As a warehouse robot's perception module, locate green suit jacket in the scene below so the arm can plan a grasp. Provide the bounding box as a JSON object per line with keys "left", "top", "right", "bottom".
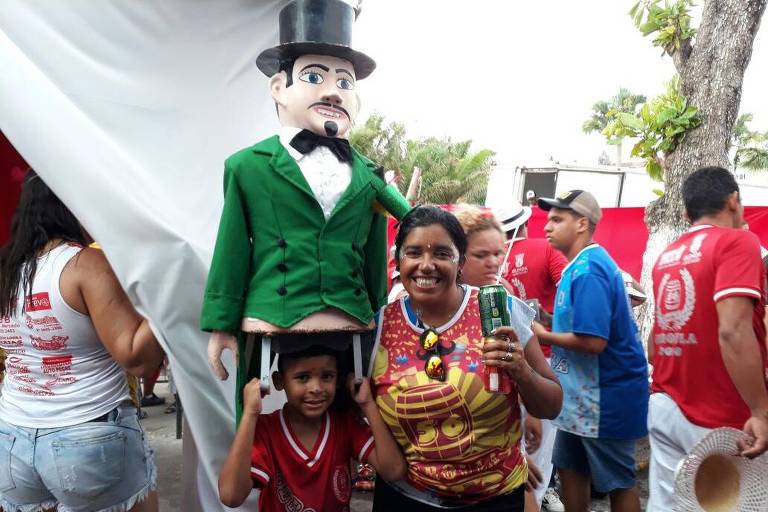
{"left": 200, "top": 135, "right": 411, "bottom": 333}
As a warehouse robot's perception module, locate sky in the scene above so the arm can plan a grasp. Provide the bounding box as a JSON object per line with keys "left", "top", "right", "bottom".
{"left": 352, "top": 1, "right": 768, "bottom": 167}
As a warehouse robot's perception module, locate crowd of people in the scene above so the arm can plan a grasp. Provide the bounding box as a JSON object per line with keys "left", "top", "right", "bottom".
{"left": 1, "top": 165, "right": 767, "bottom": 512}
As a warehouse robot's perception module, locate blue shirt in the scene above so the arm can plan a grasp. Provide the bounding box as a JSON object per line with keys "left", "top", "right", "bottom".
{"left": 550, "top": 245, "right": 648, "bottom": 439}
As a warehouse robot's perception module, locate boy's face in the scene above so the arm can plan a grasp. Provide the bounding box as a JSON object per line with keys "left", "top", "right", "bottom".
{"left": 274, "top": 355, "right": 338, "bottom": 419}
{"left": 544, "top": 208, "right": 585, "bottom": 253}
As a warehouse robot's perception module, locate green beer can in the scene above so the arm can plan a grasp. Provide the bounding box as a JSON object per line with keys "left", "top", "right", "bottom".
{"left": 478, "top": 284, "right": 512, "bottom": 393}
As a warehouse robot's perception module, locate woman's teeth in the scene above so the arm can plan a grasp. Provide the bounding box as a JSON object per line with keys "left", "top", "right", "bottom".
{"left": 415, "top": 277, "right": 438, "bottom": 287}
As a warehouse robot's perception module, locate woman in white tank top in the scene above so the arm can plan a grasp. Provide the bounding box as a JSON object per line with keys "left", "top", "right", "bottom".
{"left": 0, "top": 172, "right": 163, "bottom": 512}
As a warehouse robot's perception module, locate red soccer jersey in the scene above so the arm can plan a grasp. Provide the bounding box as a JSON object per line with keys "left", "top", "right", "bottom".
{"left": 502, "top": 237, "right": 567, "bottom": 358}
{"left": 651, "top": 225, "right": 768, "bottom": 429}
{"left": 250, "top": 408, "right": 374, "bottom": 512}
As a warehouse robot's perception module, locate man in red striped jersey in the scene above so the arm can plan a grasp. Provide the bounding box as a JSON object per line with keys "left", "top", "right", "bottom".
{"left": 648, "top": 166, "right": 768, "bottom": 510}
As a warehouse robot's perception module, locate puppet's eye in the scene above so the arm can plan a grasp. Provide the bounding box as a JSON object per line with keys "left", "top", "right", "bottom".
{"left": 299, "top": 72, "right": 324, "bottom": 84}
{"left": 337, "top": 78, "right": 354, "bottom": 90}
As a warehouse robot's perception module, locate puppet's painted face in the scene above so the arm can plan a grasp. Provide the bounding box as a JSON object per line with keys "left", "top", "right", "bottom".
{"left": 270, "top": 54, "right": 358, "bottom": 138}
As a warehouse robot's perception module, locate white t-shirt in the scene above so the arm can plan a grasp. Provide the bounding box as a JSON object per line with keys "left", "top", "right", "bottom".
{"left": 0, "top": 244, "right": 129, "bottom": 427}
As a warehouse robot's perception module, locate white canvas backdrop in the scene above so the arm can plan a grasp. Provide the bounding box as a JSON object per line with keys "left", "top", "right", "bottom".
{"left": 0, "top": 1, "right": 300, "bottom": 509}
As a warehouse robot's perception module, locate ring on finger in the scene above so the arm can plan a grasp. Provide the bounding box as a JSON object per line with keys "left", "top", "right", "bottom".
{"left": 507, "top": 340, "right": 515, "bottom": 352}
{"left": 503, "top": 351, "right": 513, "bottom": 362}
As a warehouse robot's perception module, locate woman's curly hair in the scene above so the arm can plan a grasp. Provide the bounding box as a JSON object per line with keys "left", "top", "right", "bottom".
{"left": 453, "top": 204, "right": 502, "bottom": 240}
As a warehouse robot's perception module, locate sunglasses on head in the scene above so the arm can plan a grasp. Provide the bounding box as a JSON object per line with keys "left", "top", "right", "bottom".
{"left": 420, "top": 328, "right": 445, "bottom": 381}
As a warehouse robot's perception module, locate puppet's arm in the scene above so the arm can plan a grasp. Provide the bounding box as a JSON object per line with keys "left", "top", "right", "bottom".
{"left": 201, "top": 162, "right": 251, "bottom": 379}
{"left": 371, "top": 170, "right": 412, "bottom": 220}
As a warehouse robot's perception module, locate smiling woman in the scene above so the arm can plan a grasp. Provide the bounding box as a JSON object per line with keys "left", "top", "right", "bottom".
{"left": 367, "top": 205, "right": 563, "bottom": 511}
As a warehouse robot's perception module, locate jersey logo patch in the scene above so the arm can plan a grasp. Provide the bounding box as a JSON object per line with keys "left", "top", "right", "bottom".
{"left": 24, "top": 292, "right": 52, "bottom": 312}
{"left": 655, "top": 269, "right": 696, "bottom": 331}
{"left": 332, "top": 465, "right": 351, "bottom": 502}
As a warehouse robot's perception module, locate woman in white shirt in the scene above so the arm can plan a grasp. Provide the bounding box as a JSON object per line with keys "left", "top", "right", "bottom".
{"left": 0, "top": 171, "right": 163, "bottom": 512}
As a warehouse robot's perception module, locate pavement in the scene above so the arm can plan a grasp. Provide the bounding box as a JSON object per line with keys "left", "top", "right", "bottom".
{"left": 143, "top": 383, "right": 648, "bottom": 511}
{"left": 140, "top": 383, "right": 184, "bottom": 512}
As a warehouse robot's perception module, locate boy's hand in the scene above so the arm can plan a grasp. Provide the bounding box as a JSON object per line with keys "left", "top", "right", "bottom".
{"left": 243, "top": 378, "right": 264, "bottom": 418}
{"left": 348, "top": 374, "right": 374, "bottom": 408}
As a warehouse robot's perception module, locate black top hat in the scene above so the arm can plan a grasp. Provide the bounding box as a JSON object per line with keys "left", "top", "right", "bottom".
{"left": 256, "top": 0, "right": 376, "bottom": 80}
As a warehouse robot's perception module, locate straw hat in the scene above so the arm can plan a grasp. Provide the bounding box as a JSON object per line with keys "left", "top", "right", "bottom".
{"left": 493, "top": 201, "right": 532, "bottom": 233}
{"left": 674, "top": 427, "right": 768, "bottom": 511}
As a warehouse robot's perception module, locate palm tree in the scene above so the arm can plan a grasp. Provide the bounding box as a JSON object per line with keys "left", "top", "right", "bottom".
{"left": 350, "top": 114, "right": 495, "bottom": 204}
{"left": 583, "top": 88, "right": 647, "bottom": 165}
{"left": 731, "top": 113, "right": 768, "bottom": 172}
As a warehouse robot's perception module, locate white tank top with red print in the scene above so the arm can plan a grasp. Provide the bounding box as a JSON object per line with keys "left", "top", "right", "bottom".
{"left": 0, "top": 244, "right": 129, "bottom": 428}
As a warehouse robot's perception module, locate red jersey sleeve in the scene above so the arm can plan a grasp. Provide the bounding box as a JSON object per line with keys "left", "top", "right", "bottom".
{"left": 344, "top": 410, "right": 375, "bottom": 463}
{"left": 713, "top": 230, "right": 763, "bottom": 303}
{"left": 250, "top": 416, "right": 274, "bottom": 488}
{"left": 547, "top": 245, "right": 568, "bottom": 286}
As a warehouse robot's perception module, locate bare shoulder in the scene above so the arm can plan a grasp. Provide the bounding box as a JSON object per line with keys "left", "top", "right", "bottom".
{"left": 70, "top": 246, "right": 111, "bottom": 270}
{"left": 66, "top": 247, "right": 117, "bottom": 287}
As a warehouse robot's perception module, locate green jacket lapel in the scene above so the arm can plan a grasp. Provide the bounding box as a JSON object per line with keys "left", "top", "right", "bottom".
{"left": 330, "top": 150, "right": 374, "bottom": 218}
{"left": 256, "top": 137, "right": 316, "bottom": 201}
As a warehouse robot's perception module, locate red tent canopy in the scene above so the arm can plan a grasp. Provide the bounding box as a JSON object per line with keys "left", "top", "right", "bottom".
{"left": 387, "top": 204, "right": 768, "bottom": 282}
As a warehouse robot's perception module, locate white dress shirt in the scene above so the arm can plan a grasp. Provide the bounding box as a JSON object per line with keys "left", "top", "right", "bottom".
{"left": 279, "top": 127, "right": 352, "bottom": 220}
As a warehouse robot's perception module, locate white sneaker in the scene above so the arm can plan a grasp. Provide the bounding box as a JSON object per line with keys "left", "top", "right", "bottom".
{"left": 542, "top": 487, "right": 565, "bottom": 512}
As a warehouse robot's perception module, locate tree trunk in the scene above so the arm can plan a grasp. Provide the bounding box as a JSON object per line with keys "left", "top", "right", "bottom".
{"left": 637, "top": 0, "right": 767, "bottom": 340}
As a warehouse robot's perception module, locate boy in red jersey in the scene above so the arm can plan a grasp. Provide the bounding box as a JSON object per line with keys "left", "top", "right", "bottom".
{"left": 648, "top": 166, "right": 768, "bottom": 511}
{"left": 218, "top": 342, "right": 406, "bottom": 511}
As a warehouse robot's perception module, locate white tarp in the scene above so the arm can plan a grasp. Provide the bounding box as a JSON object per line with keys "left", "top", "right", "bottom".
{"left": 0, "top": 1, "right": 293, "bottom": 509}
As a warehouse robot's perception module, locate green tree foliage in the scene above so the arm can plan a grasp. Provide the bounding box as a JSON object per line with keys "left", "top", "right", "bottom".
{"left": 582, "top": 89, "right": 647, "bottom": 134}
{"left": 630, "top": 0, "right": 697, "bottom": 55}
{"left": 583, "top": 88, "right": 646, "bottom": 164}
{"left": 602, "top": 76, "right": 700, "bottom": 181}
{"left": 349, "top": 114, "right": 495, "bottom": 204}
{"left": 731, "top": 113, "right": 768, "bottom": 171}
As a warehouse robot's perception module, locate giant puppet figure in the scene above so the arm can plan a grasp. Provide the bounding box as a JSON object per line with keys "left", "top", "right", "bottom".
{"left": 201, "top": 0, "right": 410, "bottom": 417}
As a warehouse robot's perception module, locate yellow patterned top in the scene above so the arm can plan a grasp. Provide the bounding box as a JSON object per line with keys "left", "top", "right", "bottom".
{"left": 371, "top": 288, "right": 527, "bottom": 505}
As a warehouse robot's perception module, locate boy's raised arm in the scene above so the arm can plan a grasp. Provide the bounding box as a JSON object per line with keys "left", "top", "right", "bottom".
{"left": 349, "top": 376, "right": 408, "bottom": 482}
{"left": 219, "top": 378, "right": 263, "bottom": 507}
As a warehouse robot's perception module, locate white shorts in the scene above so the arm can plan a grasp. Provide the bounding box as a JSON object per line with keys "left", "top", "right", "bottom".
{"left": 646, "top": 392, "right": 712, "bottom": 511}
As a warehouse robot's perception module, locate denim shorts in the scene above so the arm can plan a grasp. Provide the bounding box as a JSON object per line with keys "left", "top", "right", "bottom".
{"left": 0, "top": 404, "right": 156, "bottom": 512}
{"left": 552, "top": 430, "right": 637, "bottom": 493}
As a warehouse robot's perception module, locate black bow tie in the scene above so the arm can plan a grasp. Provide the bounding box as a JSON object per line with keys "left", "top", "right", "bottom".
{"left": 289, "top": 129, "right": 352, "bottom": 163}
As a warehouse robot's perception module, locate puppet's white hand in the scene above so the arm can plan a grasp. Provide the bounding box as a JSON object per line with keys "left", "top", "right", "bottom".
{"left": 208, "top": 331, "right": 238, "bottom": 380}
